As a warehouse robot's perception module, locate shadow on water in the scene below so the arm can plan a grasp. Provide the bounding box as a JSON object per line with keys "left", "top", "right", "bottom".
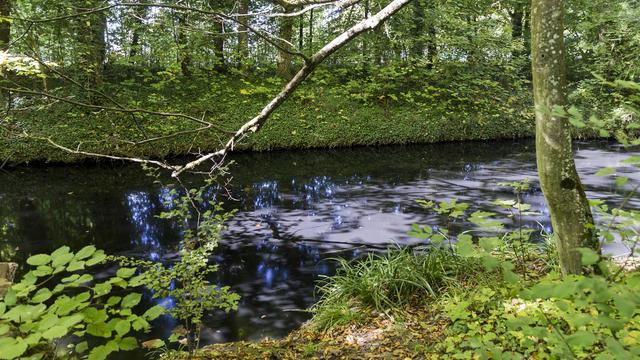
{"left": 0, "top": 139, "right": 639, "bottom": 346}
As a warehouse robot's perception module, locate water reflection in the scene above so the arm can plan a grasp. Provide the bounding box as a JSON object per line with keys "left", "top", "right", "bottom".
{"left": 0, "top": 139, "right": 639, "bottom": 345}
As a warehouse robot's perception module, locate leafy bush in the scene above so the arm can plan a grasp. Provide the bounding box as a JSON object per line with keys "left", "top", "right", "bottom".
{"left": 438, "top": 257, "right": 640, "bottom": 359}
{"left": 0, "top": 245, "right": 165, "bottom": 360}
{"left": 113, "top": 181, "right": 240, "bottom": 355}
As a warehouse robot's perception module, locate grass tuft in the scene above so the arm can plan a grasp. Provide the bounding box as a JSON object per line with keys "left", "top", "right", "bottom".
{"left": 311, "top": 248, "right": 482, "bottom": 330}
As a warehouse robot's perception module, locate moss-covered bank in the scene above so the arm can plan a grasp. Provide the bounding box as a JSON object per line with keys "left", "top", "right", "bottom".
{"left": 0, "top": 74, "right": 536, "bottom": 164}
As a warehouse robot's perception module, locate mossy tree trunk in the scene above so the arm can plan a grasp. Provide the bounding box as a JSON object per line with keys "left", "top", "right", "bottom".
{"left": 531, "top": 0, "right": 598, "bottom": 275}
{"left": 0, "top": 0, "right": 9, "bottom": 50}
{"left": 277, "top": 6, "right": 295, "bottom": 79}
{"left": 176, "top": 13, "right": 192, "bottom": 77}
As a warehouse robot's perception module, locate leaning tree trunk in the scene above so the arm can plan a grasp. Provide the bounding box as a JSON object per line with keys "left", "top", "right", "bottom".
{"left": 531, "top": 0, "right": 598, "bottom": 275}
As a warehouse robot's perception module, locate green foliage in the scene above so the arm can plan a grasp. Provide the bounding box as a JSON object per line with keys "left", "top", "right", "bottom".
{"left": 0, "top": 245, "right": 163, "bottom": 360}
{"left": 112, "top": 181, "right": 240, "bottom": 355}
{"left": 311, "top": 248, "right": 482, "bottom": 330}
{"left": 438, "top": 265, "right": 640, "bottom": 359}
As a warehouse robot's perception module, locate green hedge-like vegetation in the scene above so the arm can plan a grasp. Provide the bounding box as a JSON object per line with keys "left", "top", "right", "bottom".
{"left": 0, "top": 72, "right": 536, "bottom": 164}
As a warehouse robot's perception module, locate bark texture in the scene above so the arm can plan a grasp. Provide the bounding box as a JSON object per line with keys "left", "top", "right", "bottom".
{"left": 177, "top": 13, "right": 192, "bottom": 77}
{"left": 129, "top": 3, "right": 147, "bottom": 59}
{"left": 531, "top": 0, "right": 598, "bottom": 275}
{"left": 277, "top": 6, "right": 295, "bottom": 79}
{"left": 237, "top": 0, "right": 249, "bottom": 67}
{"left": 0, "top": 0, "right": 9, "bottom": 50}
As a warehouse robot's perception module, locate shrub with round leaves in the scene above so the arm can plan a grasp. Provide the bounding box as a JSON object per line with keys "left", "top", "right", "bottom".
{"left": 0, "top": 245, "right": 166, "bottom": 360}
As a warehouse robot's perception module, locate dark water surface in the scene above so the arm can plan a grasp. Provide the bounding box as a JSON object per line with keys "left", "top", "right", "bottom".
{"left": 1, "top": 139, "right": 639, "bottom": 347}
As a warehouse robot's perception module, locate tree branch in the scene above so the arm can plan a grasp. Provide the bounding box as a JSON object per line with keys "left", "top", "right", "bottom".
{"left": 171, "top": 0, "right": 411, "bottom": 177}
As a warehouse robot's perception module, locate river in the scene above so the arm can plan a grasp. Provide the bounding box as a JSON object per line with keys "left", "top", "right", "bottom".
{"left": 0, "top": 139, "right": 638, "bottom": 347}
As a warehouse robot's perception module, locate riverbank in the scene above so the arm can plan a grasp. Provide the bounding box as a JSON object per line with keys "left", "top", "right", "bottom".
{"left": 168, "top": 250, "right": 640, "bottom": 360}
{"left": 1, "top": 73, "right": 537, "bottom": 164}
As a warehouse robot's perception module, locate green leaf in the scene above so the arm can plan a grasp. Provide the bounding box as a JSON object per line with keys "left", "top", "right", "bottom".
{"left": 50, "top": 246, "right": 70, "bottom": 259}
{"left": 86, "top": 322, "right": 111, "bottom": 338}
{"left": 566, "top": 331, "right": 597, "bottom": 349}
{"left": 42, "top": 325, "right": 69, "bottom": 340}
{"left": 576, "top": 247, "right": 600, "bottom": 266}
{"left": 67, "top": 260, "right": 85, "bottom": 272}
{"left": 613, "top": 295, "right": 636, "bottom": 319}
{"left": 86, "top": 250, "right": 107, "bottom": 267}
{"left": 118, "top": 337, "right": 138, "bottom": 351}
{"left": 621, "top": 156, "right": 640, "bottom": 166}
{"left": 93, "top": 282, "right": 112, "bottom": 297}
{"left": 87, "top": 343, "right": 117, "bottom": 360}
{"left": 615, "top": 176, "right": 629, "bottom": 188}
{"left": 0, "top": 324, "right": 9, "bottom": 336}
{"left": 479, "top": 237, "right": 500, "bottom": 252}
{"left": 32, "top": 266, "right": 53, "bottom": 277}
{"left": 0, "top": 337, "right": 28, "bottom": 359}
{"left": 75, "top": 245, "right": 96, "bottom": 260}
{"left": 26, "top": 254, "right": 51, "bottom": 266}
{"left": 61, "top": 274, "right": 80, "bottom": 283}
{"left": 30, "top": 288, "right": 52, "bottom": 303}
{"left": 121, "top": 293, "right": 142, "bottom": 308}
{"left": 456, "top": 234, "right": 475, "bottom": 257}
{"left": 143, "top": 305, "right": 166, "bottom": 320}
{"left": 52, "top": 253, "right": 74, "bottom": 268}
{"left": 75, "top": 341, "right": 89, "bottom": 354}
{"left": 114, "top": 319, "right": 131, "bottom": 337}
{"left": 116, "top": 267, "right": 136, "bottom": 279}
{"left": 595, "top": 167, "right": 615, "bottom": 177}
{"left": 106, "top": 296, "right": 122, "bottom": 307}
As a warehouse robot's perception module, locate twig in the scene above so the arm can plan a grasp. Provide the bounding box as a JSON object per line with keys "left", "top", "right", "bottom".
{"left": 26, "top": 132, "right": 178, "bottom": 170}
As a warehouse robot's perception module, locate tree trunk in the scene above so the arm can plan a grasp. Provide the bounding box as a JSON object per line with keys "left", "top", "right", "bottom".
{"left": 176, "top": 13, "right": 191, "bottom": 77}
{"left": 361, "top": 0, "right": 370, "bottom": 74}
{"left": 0, "top": 0, "right": 9, "bottom": 50}
{"left": 411, "top": 0, "right": 425, "bottom": 58}
{"left": 308, "top": 9, "right": 313, "bottom": 52}
{"left": 531, "top": 0, "right": 598, "bottom": 276}
{"left": 276, "top": 7, "right": 294, "bottom": 79}
{"left": 0, "top": 0, "right": 10, "bottom": 110}
{"left": 511, "top": 9, "right": 523, "bottom": 58}
{"left": 212, "top": 19, "right": 225, "bottom": 72}
{"left": 237, "top": 0, "right": 249, "bottom": 69}
{"left": 299, "top": 11, "right": 304, "bottom": 50}
{"left": 76, "top": 2, "right": 107, "bottom": 101}
{"left": 129, "top": 4, "right": 147, "bottom": 60}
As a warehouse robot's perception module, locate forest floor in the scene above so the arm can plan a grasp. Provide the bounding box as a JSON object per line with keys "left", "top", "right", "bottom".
{"left": 178, "top": 309, "right": 448, "bottom": 359}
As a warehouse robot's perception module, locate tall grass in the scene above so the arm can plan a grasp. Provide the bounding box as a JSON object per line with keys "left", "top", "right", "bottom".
{"left": 311, "top": 248, "right": 481, "bottom": 330}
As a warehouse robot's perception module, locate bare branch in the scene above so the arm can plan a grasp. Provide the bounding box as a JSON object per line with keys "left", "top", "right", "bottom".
{"left": 233, "top": 0, "right": 360, "bottom": 18}
{"left": 171, "top": 0, "right": 411, "bottom": 177}
{"left": 24, "top": 132, "right": 178, "bottom": 170}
